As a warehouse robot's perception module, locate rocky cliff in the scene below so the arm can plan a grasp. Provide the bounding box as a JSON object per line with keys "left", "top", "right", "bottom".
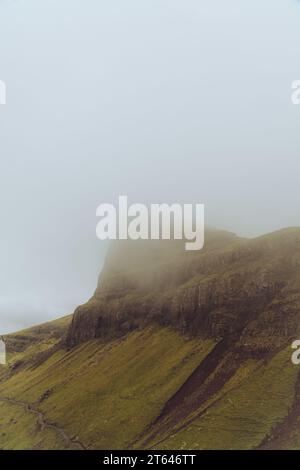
{"left": 2, "top": 227, "right": 300, "bottom": 450}
{"left": 66, "top": 227, "right": 300, "bottom": 355}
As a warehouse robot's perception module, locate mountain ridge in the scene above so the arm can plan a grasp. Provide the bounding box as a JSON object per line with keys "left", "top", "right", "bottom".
{"left": 1, "top": 226, "right": 300, "bottom": 450}
{"left": 67, "top": 227, "right": 300, "bottom": 353}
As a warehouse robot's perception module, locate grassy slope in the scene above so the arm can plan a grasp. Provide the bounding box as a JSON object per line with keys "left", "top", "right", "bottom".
{"left": 2, "top": 229, "right": 300, "bottom": 449}
{"left": 0, "top": 315, "right": 73, "bottom": 449}
{"left": 0, "top": 322, "right": 299, "bottom": 449}
{"left": 0, "top": 327, "right": 215, "bottom": 450}
{"left": 147, "top": 346, "right": 298, "bottom": 450}
{"left": 4, "top": 315, "right": 72, "bottom": 365}
{"left": 0, "top": 399, "right": 71, "bottom": 450}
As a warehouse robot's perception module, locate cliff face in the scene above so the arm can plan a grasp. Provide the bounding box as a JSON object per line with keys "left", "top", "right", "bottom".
{"left": 66, "top": 228, "right": 300, "bottom": 354}
{"left": 2, "top": 227, "right": 300, "bottom": 450}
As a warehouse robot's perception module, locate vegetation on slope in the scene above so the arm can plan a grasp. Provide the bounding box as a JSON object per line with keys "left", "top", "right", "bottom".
{"left": 0, "top": 327, "right": 215, "bottom": 449}
{"left": 1, "top": 322, "right": 299, "bottom": 450}
{"left": 1, "top": 228, "right": 300, "bottom": 450}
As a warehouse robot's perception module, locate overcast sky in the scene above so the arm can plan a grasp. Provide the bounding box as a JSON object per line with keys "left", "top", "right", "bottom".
{"left": 0, "top": 0, "right": 300, "bottom": 333}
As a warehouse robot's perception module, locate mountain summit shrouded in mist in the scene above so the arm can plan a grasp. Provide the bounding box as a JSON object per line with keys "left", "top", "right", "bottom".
{"left": 1, "top": 227, "right": 300, "bottom": 450}
{"left": 1, "top": 0, "right": 300, "bottom": 332}
{"left": 1, "top": 0, "right": 300, "bottom": 458}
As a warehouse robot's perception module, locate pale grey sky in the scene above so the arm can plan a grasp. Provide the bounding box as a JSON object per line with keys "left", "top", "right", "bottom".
{"left": 0, "top": 0, "right": 300, "bottom": 333}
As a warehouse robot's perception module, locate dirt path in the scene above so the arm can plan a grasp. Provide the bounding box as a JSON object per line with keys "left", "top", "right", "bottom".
{"left": 0, "top": 396, "right": 87, "bottom": 450}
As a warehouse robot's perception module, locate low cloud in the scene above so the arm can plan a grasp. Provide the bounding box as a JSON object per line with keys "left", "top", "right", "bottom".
{"left": 0, "top": 295, "right": 76, "bottom": 334}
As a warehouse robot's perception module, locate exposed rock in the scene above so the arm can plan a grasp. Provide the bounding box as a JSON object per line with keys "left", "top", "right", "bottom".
{"left": 66, "top": 227, "right": 300, "bottom": 356}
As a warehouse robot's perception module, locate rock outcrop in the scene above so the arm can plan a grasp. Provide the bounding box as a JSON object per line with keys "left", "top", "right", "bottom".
{"left": 66, "top": 227, "right": 300, "bottom": 355}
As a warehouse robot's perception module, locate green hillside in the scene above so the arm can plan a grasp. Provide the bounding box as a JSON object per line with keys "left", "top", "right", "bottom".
{"left": 0, "top": 324, "right": 298, "bottom": 450}
{"left": 1, "top": 228, "right": 300, "bottom": 450}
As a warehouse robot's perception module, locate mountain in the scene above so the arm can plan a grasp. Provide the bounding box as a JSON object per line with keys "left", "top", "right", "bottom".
{"left": 1, "top": 228, "right": 300, "bottom": 449}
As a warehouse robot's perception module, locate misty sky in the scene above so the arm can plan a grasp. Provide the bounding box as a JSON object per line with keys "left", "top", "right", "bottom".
{"left": 0, "top": 0, "right": 300, "bottom": 333}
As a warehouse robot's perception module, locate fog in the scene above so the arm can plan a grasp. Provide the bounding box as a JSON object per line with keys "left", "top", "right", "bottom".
{"left": 0, "top": 0, "right": 300, "bottom": 333}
